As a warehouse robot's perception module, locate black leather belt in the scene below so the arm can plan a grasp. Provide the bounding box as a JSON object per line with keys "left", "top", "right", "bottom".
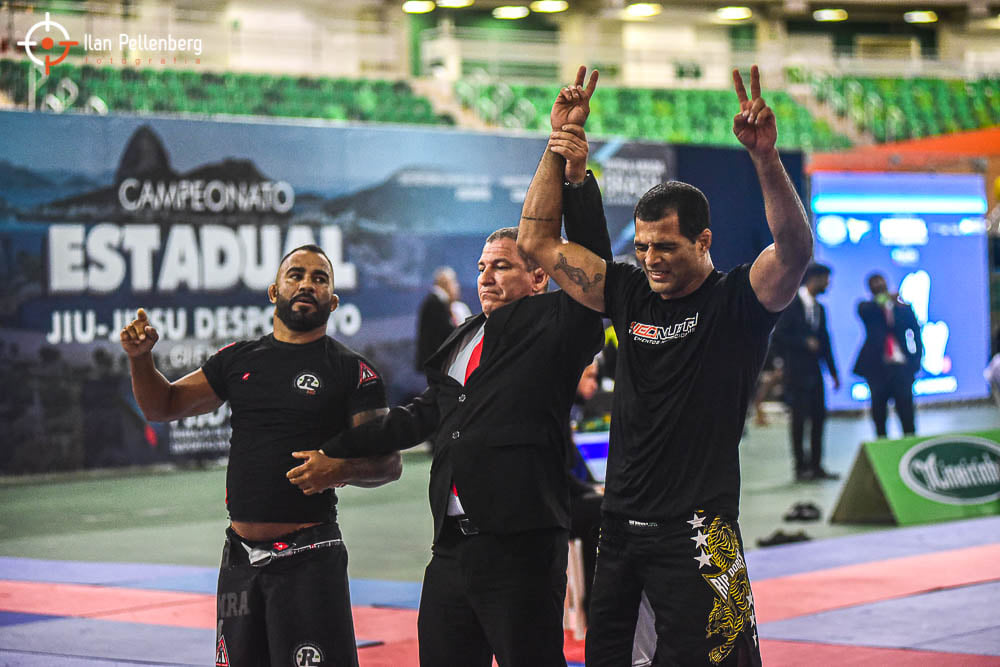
{"left": 448, "top": 514, "right": 480, "bottom": 536}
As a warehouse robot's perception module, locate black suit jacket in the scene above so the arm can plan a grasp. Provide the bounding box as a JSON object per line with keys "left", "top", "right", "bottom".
{"left": 325, "top": 172, "right": 610, "bottom": 542}
{"left": 415, "top": 291, "right": 454, "bottom": 371}
{"left": 852, "top": 299, "right": 923, "bottom": 381}
{"left": 773, "top": 293, "right": 836, "bottom": 390}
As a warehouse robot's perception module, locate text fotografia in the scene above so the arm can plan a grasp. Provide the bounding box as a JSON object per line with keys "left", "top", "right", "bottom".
{"left": 82, "top": 34, "right": 203, "bottom": 56}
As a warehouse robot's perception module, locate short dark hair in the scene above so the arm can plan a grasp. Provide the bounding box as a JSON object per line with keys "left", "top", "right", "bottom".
{"left": 866, "top": 272, "right": 886, "bottom": 292}
{"left": 803, "top": 263, "right": 832, "bottom": 284}
{"left": 276, "top": 244, "right": 333, "bottom": 280}
{"left": 485, "top": 227, "right": 539, "bottom": 271}
{"left": 633, "top": 181, "right": 710, "bottom": 242}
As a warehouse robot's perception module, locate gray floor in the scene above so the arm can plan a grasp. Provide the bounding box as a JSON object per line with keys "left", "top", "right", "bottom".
{"left": 0, "top": 402, "right": 997, "bottom": 582}
{"left": 739, "top": 401, "right": 1000, "bottom": 547}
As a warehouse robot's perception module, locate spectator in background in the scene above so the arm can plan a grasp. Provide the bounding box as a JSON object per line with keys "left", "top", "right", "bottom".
{"left": 773, "top": 263, "right": 840, "bottom": 481}
{"left": 416, "top": 266, "right": 466, "bottom": 370}
{"left": 852, "top": 272, "right": 923, "bottom": 438}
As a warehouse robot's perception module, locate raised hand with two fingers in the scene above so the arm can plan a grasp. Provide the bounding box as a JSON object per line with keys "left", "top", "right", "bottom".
{"left": 732, "top": 64, "right": 777, "bottom": 157}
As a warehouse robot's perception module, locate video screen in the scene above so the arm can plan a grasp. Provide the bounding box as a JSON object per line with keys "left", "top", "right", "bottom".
{"left": 809, "top": 171, "right": 990, "bottom": 410}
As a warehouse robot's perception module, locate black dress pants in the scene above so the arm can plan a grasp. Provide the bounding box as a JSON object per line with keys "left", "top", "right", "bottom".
{"left": 417, "top": 521, "right": 569, "bottom": 667}
{"left": 868, "top": 365, "right": 916, "bottom": 437}
{"left": 788, "top": 380, "right": 826, "bottom": 475}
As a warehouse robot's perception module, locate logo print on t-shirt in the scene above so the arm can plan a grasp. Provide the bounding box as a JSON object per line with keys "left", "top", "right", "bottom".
{"left": 629, "top": 313, "right": 699, "bottom": 345}
{"left": 358, "top": 361, "right": 379, "bottom": 386}
{"left": 293, "top": 643, "right": 324, "bottom": 666}
{"left": 294, "top": 371, "right": 322, "bottom": 395}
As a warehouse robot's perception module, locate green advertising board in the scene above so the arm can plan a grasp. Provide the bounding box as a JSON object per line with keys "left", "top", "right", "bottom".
{"left": 831, "top": 429, "right": 1000, "bottom": 525}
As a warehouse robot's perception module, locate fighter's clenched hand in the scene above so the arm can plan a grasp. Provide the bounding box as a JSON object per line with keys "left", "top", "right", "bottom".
{"left": 119, "top": 308, "right": 159, "bottom": 357}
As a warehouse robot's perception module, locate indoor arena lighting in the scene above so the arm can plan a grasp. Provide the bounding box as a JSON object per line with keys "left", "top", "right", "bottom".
{"left": 493, "top": 5, "right": 530, "bottom": 19}
{"left": 904, "top": 10, "right": 938, "bottom": 23}
{"left": 530, "top": 1, "right": 569, "bottom": 12}
{"left": 813, "top": 8, "right": 848, "bottom": 22}
{"left": 716, "top": 6, "right": 753, "bottom": 20}
{"left": 402, "top": 1, "right": 436, "bottom": 13}
{"left": 624, "top": 3, "right": 662, "bottom": 18}
{"left": 437, "top": 0, "right": 474, "bottom": 7}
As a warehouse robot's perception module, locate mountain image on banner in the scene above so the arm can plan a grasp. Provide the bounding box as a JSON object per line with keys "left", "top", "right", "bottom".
{"left": 321, "top": 167, "right": 526, "bottom": 236}
{"left": 25, "top": 125, "right": 288, "bottom": 223}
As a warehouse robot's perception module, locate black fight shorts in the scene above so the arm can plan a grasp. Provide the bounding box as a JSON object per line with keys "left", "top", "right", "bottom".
{"left": 587, "top": 511, "right": 762, "bottom": 667}
{"left": 216, "top": 522, "right": 359, "bottom": 667}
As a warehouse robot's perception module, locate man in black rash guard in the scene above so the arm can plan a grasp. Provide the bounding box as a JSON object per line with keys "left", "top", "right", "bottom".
{"left": 319, "top": 133, "right": 612, "bottom": 667}
{"left": 518, "top": 66, "right": 813, "bottom": 666}
{"left": 120, "top": 244, "right": 401, "bottom": 667}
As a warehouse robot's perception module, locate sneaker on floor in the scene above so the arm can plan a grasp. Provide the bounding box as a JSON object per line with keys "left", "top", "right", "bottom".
{"left": 757, "top": 529, "right": 812, "bottom": 547}
{"left": 812, "top": 468, "right": 840, "bottom": 481}
{"left": 782, "top": 502, "right": 821, "bottom": 522}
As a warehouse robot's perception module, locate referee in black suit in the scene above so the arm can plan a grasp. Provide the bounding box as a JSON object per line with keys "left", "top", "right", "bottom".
{"left": 322, "top": 155, "right": 611, "bottom": 665}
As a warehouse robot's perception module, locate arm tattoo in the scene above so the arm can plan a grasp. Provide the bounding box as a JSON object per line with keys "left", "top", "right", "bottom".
{"left": 555, "top": 253, "right": 603, "bottom": 293}
{"left": 520, "top": 215, "right": 559, "bottom": 222}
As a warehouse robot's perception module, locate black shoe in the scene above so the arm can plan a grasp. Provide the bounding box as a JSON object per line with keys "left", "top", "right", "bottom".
{"left": 795, "top": 469, "right": 814, "bottom": 482}
{"left": 757, "top": 529, "right": 812, "bottom": 547}
{"left": 783, "top": 502, "right": 821, "bottom": 522}
{"left": 812, "top": 468, "right": 840, "bottom": 481}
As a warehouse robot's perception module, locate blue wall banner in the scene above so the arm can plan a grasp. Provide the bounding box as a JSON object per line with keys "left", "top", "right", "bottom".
{"left": 0, "top": 110, "right": 786, "bottom": 471}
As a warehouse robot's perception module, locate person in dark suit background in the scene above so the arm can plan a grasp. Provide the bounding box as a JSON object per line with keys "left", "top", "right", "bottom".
{"left": 415, "top": 267, "right": 462, "bottom": 370}
{"left": 313, "top": 137, "right": 612, "bottom": 666}
{"left": 773, "top": 263, "right": 839, "bottom": 481}
{"left": 852, "top": 272, "right": 923, "bottom": 438}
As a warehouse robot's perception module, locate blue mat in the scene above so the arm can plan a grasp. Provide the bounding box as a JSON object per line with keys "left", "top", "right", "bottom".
{"left": 0, "top": 617, "right": 209, "bottom": 664}
{"left": 759, "top": 580, "right": 1000, "bottom": 656}
{"left": 0, "top": 610, "right": 61, "bottom": 627}
{"left": 747, "top": 515, "right": 1000, "bottom": 580}
{"left": 0, "top": 558, "right": 211, "bottom": 587}
{"left": 0, "top": 652, "right": 180, "bottom": 666}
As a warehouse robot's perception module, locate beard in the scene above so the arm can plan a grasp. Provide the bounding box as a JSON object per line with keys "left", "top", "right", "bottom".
{"left": 274, "top": 293, "right": 332, "bottom": 332}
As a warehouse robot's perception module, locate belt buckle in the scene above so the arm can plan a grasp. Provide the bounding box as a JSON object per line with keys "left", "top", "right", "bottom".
{"left": 457, "top": 517, "right": 479, "bottom": 536}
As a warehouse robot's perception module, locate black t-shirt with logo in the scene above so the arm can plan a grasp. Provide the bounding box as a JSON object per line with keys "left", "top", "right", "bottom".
{"left": 201, "top": 333, "right": 387, "bottom": 523}
{"left": 603, "top": 262, "right": 779, "bottom": 521}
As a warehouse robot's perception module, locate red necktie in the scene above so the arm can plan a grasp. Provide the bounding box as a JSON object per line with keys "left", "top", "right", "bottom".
{"left": 453, "top": 336, "right": 483, "bottom": 504}
{"left": 464, "top": 336, "right": 483, "bottom": 384}
{"left": 884, "top": 306, "right": 898, "bottom": 359}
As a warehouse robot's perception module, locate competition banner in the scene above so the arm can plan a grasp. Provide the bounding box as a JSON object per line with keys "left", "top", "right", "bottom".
{"left": 0, "top": 110, "right": 683, "bottom": 471}
{"left": 831, "top": 429, "right": 1000, "bottom": 525}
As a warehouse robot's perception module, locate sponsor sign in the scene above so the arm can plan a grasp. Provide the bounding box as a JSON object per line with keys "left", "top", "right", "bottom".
{"left": 832, "top": 429, "right": 1000, "bottom": 525}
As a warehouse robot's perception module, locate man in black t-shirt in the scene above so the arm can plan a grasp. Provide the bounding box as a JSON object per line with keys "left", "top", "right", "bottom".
{"left": 519, "top": 66, "right": 813, "bottom": 665}
{"left": 120, "top": 244, "right": 401, "bottom": 667}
